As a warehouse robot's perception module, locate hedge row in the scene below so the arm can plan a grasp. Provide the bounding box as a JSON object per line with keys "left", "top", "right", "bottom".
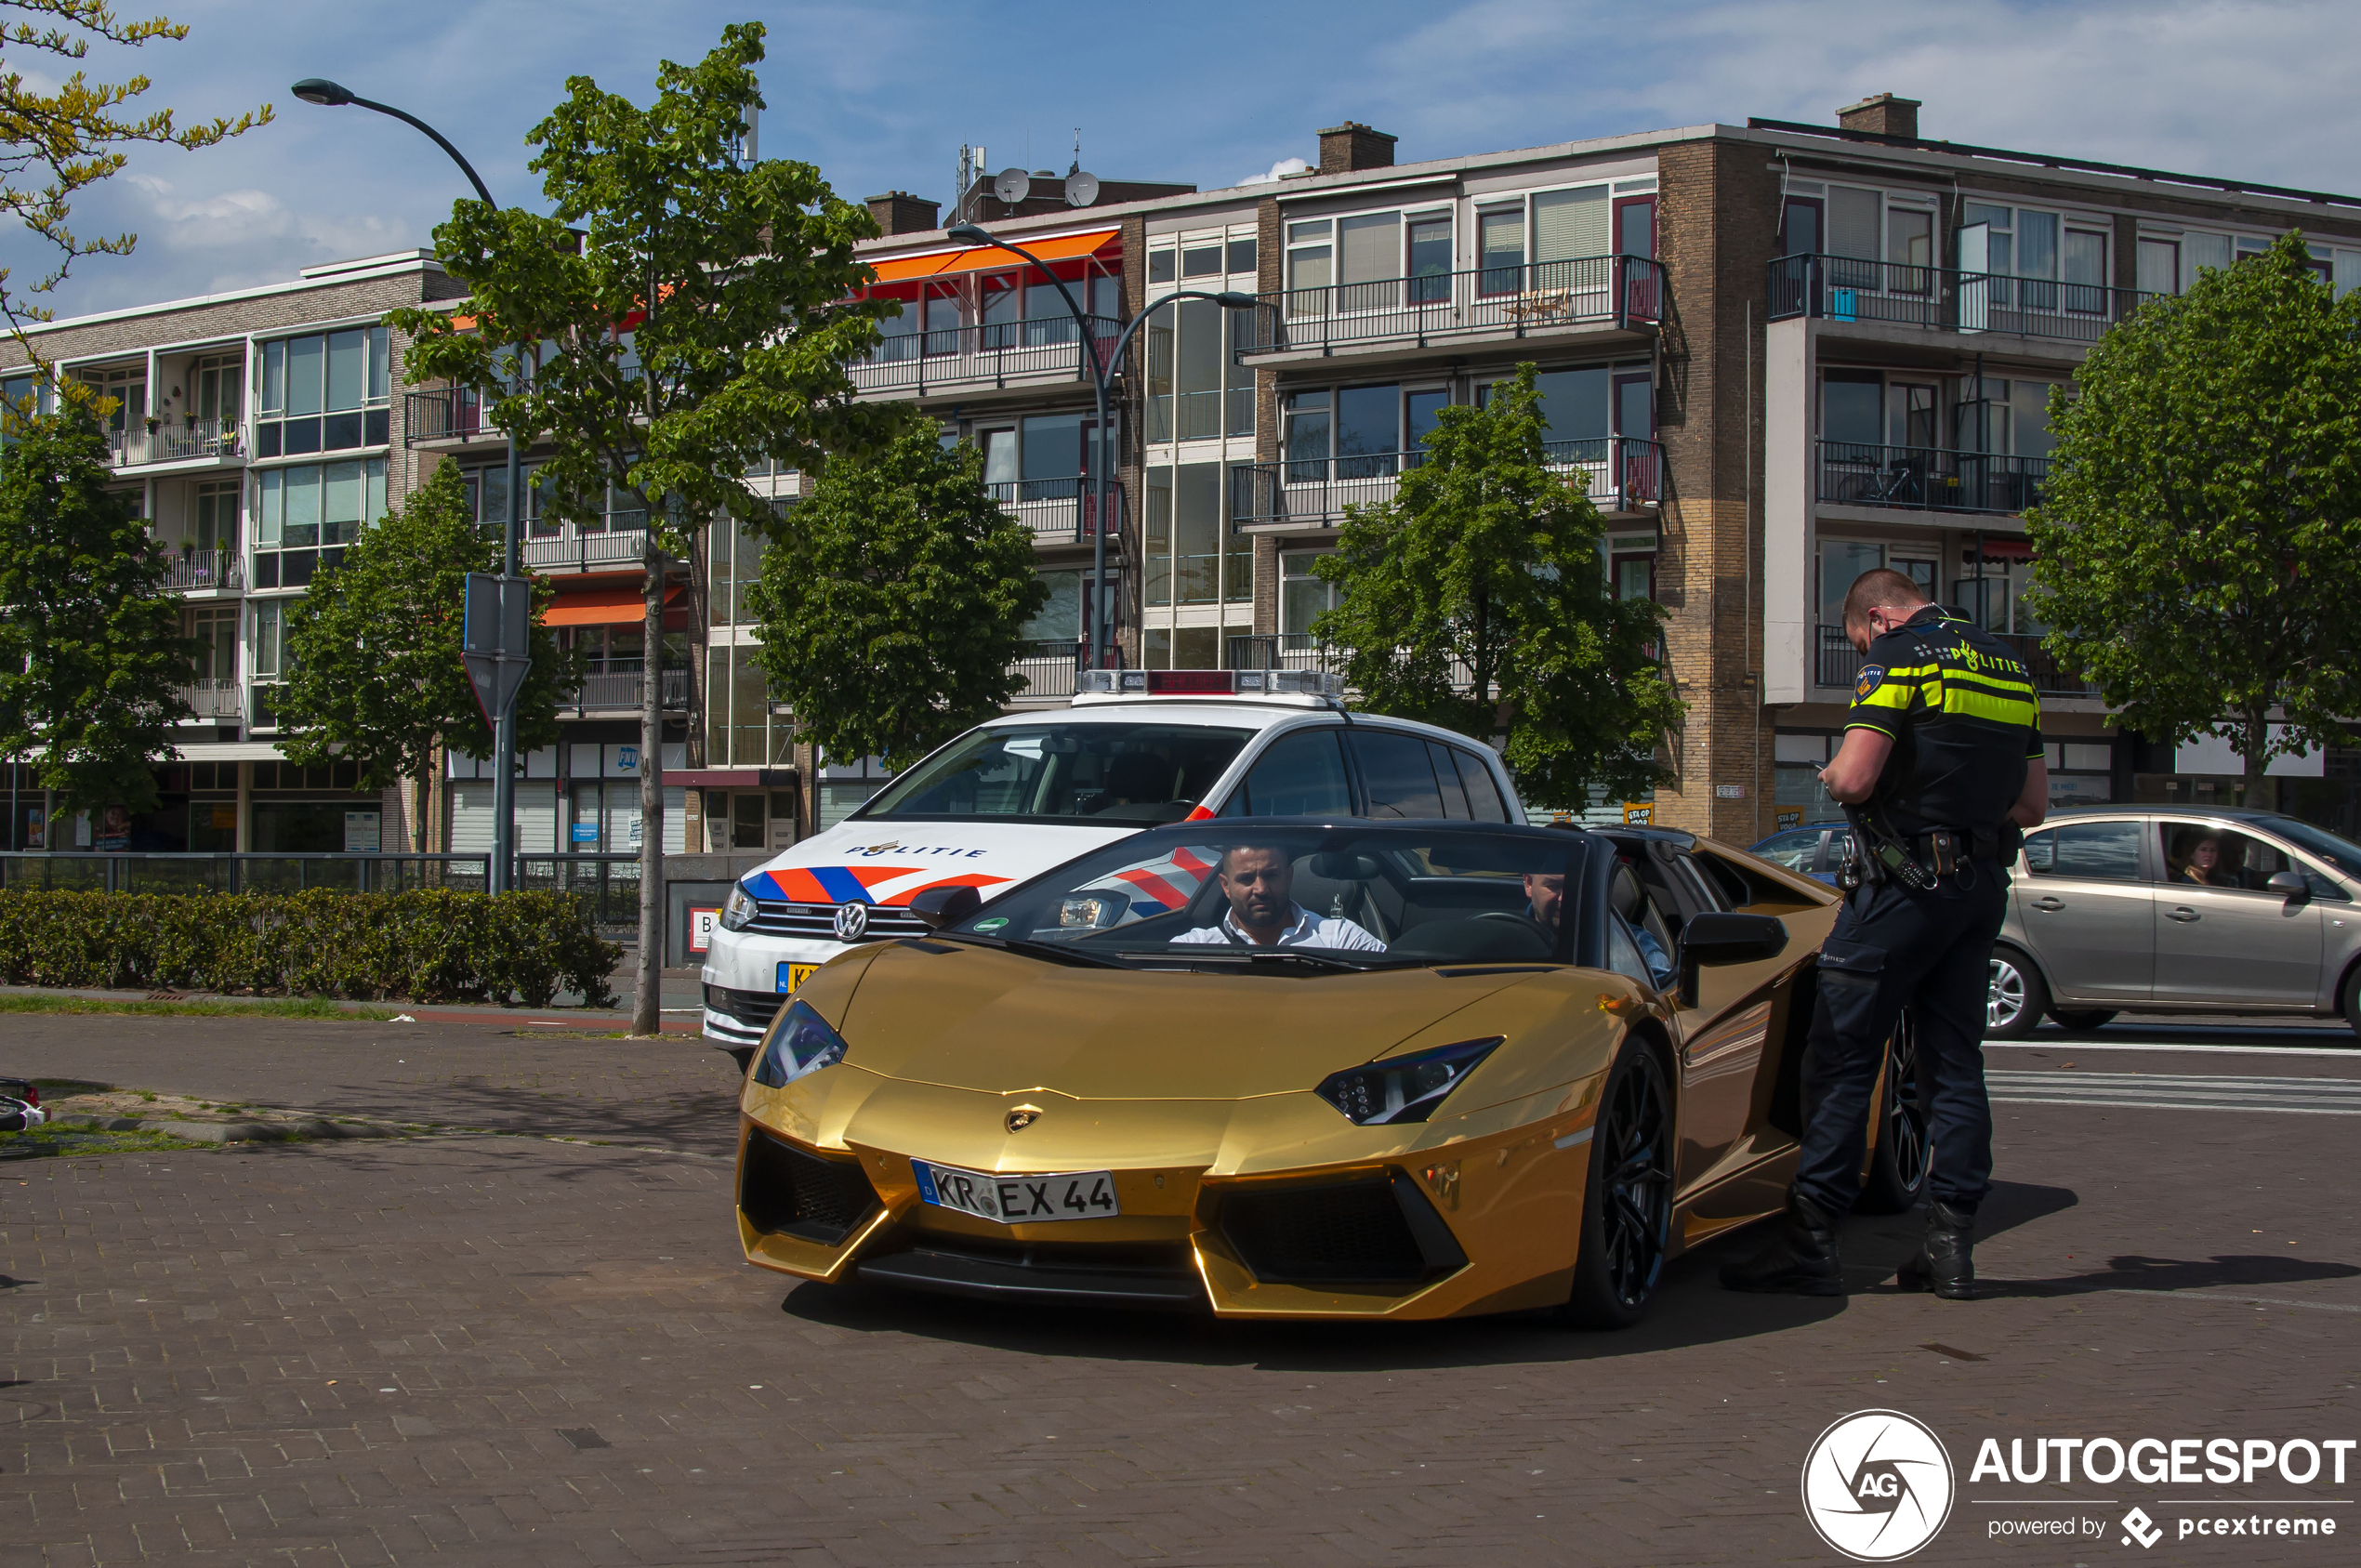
{"left": 0, "top": 889, "right": 622, "bottom": 1008}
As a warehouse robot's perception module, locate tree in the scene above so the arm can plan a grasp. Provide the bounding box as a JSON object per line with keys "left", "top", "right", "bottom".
{"left": 0, "top": 408, "right": 191, "bottom": 818}
{"left": 2026, "top": 232, "right": 2361, "bottom": 808}
{"left": 746, "top": 417, "right": 1049, "bottom": 770}
{"left": 1312, "top": 364, "right": 1682, "bottom": 808}
{"left": 273, "top": 464, "right": 574, "bottom": 852}
{"left": 2, "top": 1, "right": 270, "bottom": 377}
{"left": 390, "top": 21, "right": 891, "bottom": 1033}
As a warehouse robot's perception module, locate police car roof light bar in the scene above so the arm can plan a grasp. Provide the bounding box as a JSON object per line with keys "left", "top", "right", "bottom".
{"left": 1075, "top": 668, "right": 1345, "bottom": 699}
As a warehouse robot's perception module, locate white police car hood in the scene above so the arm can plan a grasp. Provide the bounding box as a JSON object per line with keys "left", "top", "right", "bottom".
{"left": 737, "top": 818, "right": 1157, "bottom": 912}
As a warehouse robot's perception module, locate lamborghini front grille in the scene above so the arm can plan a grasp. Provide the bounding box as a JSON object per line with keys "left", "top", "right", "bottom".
{"left": 1220, "top": 1174, "right": 1451, "bottom": 1285}
{"left": 739, "top": 1128, "right": 881, "bottom": 1245}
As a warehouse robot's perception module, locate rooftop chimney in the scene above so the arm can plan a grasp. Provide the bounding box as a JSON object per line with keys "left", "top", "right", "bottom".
{"left": 1317, "top": 122, "right": 1397, "bottom": 175}
{"left": 1836, "top": 93, "right": 1921, "bottom": 141}
{"left": 866, "top": 191, "right": 942, "bottom": 236}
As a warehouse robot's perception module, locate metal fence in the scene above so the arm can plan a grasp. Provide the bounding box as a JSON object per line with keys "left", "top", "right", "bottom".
{"left": 852, "top": 316, "right": 1121, "bottom": 397}
{"left": 1768, "top": 254, "right": 2155, "bottom": 343}
{"left": 986, "top": 477, "right": 1124, "bottom": 545}
{"left": 566, "top": 666, "right": 690, "bottom": 714}
{"left": 1241, "top": 255, "right": 1665, "bottom": 355}
{"left": 1232, "top": 436, "right": 1664, "bottom": 528}
{"left": 1817, "top": 441, "right": 2050, "bottom": 516}
{"left": 402, "top": 387, "right": 488, "bottom": 445}
{"left": 1008, "top": 639, "right": 1087, "bottom": 700}
{"left": 108, "top": 417, "right": 241, "bottom": 468}
{"left": 1814, "top": 624, "right": 2095, "bottom": 696}
{"left": 160, "top": 548, "right": 241, "bottom": 591}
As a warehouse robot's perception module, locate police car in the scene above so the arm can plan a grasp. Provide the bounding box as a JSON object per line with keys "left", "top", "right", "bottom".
{"left": 700, "top": 669, "right": 1527, "bottom": 1060}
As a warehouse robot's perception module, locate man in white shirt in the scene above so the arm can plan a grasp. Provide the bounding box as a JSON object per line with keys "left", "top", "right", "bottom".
{"left": 1171, "top": 844, "right": 1387, "bottom": 951}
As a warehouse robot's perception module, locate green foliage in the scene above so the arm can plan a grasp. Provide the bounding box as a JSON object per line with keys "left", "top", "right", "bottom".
{"left": 2026, "top": 233, "right": 2361, "bottom": 786}
{"left": 0, "top": 889, "right": 620, "bottom": 1007}
{"left": 0, "top": 409, "right": 192, "bottom": 813}
{"left": 745, "top": 418, "right": 1049, "bottom": 769}
{"left": 1312, "top": 364, "right": 1682, "bottom": 805}
{"left": 272, "top": 464, "right": 575, "bottom": 849}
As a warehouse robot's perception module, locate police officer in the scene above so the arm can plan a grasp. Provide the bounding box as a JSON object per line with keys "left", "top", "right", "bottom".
{"left": 1721, "top": 569, "right": 2047, "bottom": 1300}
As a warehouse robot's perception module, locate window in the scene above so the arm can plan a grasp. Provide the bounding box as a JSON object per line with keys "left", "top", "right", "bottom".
{"left": 1022, "top": 571, "right": 1083, "bottom": 643}
{"left": 2137, "top": 238, "right": 2180, "bottom": 296}
{"left": 705, "top": 644, "right": 786, "bottom": 769}
{"left": 187, "top": 604, "right": 237, "bottom": 680}
{"left": 1181, "top": 244, "right": 1222, "bottom": 278}
{"left": 1283, "top": 389, "right": 1329, "bottom": 480}
{"left": 1338, "top": 211, "right": 1400, "bottom": 306}
{"left": 2064, "top": 228, "right": 2109, "bottom": 313}
{"left": 192, "top": 479, "right": 240, "bottom": 553}
{"left": 1280, "top": 551, "right": 1337, "bottom": 647}
{"left": 1479, "top": 206, "right": 1525, "bottom": 295}
{"left": 1822, "top": 372, "right": 1882, "bottom": 450}
{"left": 1335, "top": 384, "right": 1400, "bottom": 478}
{"left": 256, "top": 326, "right": 390, "bottom": 456}
{"left": 194, "top": 353, "right": 242, "bottom": 428}
{"left": 1953, "top": 551, "right": 2041, "bottom": 636}
{"left": 2023, "top": 821, "right": 2142, "bottom": 882}
{"left": 1226, "top": 237, "right": 1256, "bottom": 275}
{"left": 1454, "top": 748, "right": 1510, "bottom": 822}
{"left": 1149, "top": 246, "right": 1176, "bottom": 283}
{"left": 1819, "top": 540, "right": 1934, "bottom": 626}
{"left": 1352, "top": 730, "right": 1445, "bottom": 818}
{"left": 1226, "top": 728, "right": 1352, "bottom": 817}
{"left": 250, "top": 457, "right": 388, "bottom": 588}
{"left": 1286, "top": 218, "right": 1332, "bottom": 314}
{"left": 250, "top": 600, "right": 287, "bottom": 679}
{"left": 1407, "top": 213, "right": 1452, "bottom": 304}
{"left": 706, "top": 514, "right": 764, "bottom": 626}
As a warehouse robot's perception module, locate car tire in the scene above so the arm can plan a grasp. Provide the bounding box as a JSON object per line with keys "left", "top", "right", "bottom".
{"left": 1856, "top": 1009, "right": 1932, "bottom": 1215}
{"left": 1985, "top": 946, "right": 2050, "bottom": 1040}
{"left": 1559, "top": 1038, "right": 1675, "bottom": 1331}
{"left": 2050, "top": 1008, "right": 2117, "bottom": 1031}
{"left": 728, "top": 1046, "right": 756, "bottom": 1075}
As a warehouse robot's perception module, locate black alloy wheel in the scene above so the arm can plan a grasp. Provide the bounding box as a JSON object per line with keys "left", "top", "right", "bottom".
{"left": 1857, "top": 1009, "right": 1932, "bottom": 1214}
{"left": 1561, "top": 1041, "right": 1674, "bottom": 1329}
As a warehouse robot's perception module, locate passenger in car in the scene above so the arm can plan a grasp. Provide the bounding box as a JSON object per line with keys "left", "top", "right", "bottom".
{"left": 1172, "top": 844, "right": 1387, "bottom": 950}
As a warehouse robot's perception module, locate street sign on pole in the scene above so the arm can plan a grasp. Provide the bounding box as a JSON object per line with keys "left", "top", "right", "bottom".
{"left": 462, "top": 573, "right": 534, "bottom": 730}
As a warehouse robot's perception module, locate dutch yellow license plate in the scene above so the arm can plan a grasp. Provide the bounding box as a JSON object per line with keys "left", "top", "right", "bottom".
{"left": 775, "top": 962, "right": 816, "bottom": 995}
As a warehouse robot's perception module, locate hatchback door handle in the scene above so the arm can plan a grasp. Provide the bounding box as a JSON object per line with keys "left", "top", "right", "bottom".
{"left": 2165, "top": 906, "right": 2200, "bottom": 923}
{"left": 2030, "top": 897, "right": 2066, "bottom": 912}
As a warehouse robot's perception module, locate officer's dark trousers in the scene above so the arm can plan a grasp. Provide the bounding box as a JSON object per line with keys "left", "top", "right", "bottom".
{"left": 1793, "top": 860, "right": 2008, "bottom": 1217}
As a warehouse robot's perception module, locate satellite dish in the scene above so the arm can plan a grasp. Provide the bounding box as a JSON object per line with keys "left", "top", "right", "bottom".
{"left": 993, "top": 168, "right": 1032, "bottom": 205}
{"left": 1065, "top": 171, "right": 1101, "bottom": 208}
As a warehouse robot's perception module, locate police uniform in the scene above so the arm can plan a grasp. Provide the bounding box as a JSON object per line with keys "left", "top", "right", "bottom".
{"left": 1724, "top": 604, "right": 2040, "bottom": 1298}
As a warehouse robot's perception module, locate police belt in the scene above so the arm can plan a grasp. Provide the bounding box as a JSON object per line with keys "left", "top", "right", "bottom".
{"left": 1844, "top": 812, "right": 2009, "bottom": 889}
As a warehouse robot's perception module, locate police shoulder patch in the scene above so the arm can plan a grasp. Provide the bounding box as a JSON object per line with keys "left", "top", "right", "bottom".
{"left": 1854, "top": 664, "right": 1886, "bottom": 700}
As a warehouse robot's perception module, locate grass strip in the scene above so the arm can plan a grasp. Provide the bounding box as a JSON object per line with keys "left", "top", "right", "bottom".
{"left": 0, "top": 995, "right": 396, "bottom": 1021}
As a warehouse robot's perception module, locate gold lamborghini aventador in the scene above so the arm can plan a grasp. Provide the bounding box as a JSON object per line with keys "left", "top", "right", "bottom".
{"left": 733, "top": 821, "right": 1927, "bottom": 1325}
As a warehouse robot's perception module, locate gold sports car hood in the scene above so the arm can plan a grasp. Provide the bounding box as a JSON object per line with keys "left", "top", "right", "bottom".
{"left": 837, "top": 940, "right": 1547, "bottom": 1101}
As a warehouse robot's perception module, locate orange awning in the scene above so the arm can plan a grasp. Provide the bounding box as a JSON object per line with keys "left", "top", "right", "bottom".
{"left": 544, "top": 584, "right": 682, "bottom": 627}
{"left": 866, "top": 229, "right": 1117, "bottom": 285}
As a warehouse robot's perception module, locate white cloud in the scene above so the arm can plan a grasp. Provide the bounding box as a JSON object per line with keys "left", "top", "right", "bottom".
{"left": 1236, "top": 155, "right": 1314, "bottom": 186}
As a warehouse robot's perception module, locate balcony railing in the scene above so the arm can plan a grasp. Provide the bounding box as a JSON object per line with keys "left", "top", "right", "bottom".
{"left": 521, "top": 521, "right": 651, "bottom": 571}
{"left": 567, "top": 665, "right": 689, "bottom": 713}
{"left": 1233, "top": 437, "right": 1663, "bottom": 529}
{"left": 987, "top": 476, "right": 1124, "bottom": 546}
{"left": 1768, "top": 254, "right": 2156, "bottom": 344}
{"left": 177, "top": 678, "right": 240, "bottom": 718}
{"left": 852, "top": 316, "right": 1122, "bottom": 397}
{"left": 1814, "top": 624, "right": 2096, "bottom": 697}
{"left": 109, "top": 417, "right": 241, "bottom": 468}
{"left": 1240, "top": 256, "right": 1665, "bottom": 356}
{"left": 158, "top": 547, "right": 241, "bottom": 591}
{"left": 1008, "top": 639, "right": 1087, "bottom": 700}
{"left": 1817, "top": 441, "right": 2049, "bottom": 516}
{"left": 403, "top": 386, "right": 491, "bottom": 446}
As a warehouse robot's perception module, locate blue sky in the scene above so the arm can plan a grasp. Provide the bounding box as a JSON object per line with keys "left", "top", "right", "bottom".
{"left": 18, "top": 0, "right": 2361, "bottom": 318}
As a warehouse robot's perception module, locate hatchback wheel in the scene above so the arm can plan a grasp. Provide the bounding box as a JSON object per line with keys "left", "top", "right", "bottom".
{"left": 1985, "top": 947, "right": 2049, "bottom": 1039}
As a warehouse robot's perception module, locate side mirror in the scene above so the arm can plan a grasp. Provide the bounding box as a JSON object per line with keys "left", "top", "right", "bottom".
{"left": 1678, "top": 912, "right": 1790, "bottom": 1007}
{"left": 908, "top": 884, "right": 983, "bottom": 930}
{"left": 2266, "top": 870, "right": 2312, "bottom": 904}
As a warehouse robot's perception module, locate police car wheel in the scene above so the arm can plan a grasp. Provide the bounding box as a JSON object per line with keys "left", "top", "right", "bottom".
{"left": 1857, "top": 1011, "right": 1932, "bottom": 1214}
{"left": 1985, "top": 947, "right": 2049, "bottom": 1040}
{"left": 1559, "top": 1038, "right": 1673, "bottom": 1330}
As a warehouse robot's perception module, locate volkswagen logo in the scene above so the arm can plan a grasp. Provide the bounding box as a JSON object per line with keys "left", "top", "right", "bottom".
{"left": 832, "top": 902, "right": 870, "bottom": 942}
{"left": 1005, "top": 1105, "right": 1043, "bottom": 1133}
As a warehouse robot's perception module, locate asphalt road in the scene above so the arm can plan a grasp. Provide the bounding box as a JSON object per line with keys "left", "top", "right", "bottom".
{"left": 2, "top": 1008, "right": 2357, "bottom": 1566}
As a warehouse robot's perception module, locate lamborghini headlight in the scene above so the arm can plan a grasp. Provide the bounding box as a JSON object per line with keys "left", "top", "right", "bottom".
{"left": 753, "top": 999, "right": 850, "bottom": 1088}
{"left": 719, "top": 881, "right": 759, "bottom": 932}
{"left": 1313, "top": 1036, "right": 1504, "bottom": 1126}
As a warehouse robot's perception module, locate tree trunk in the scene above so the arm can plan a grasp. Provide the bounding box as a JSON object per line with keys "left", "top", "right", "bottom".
{"left": 414, "top": 767, "right": 430, "bottom": 855}
{"left": 2243, "top": 705, "right": 2274, "bottom": 813}
{"left": 633, "top": 548, "right": 665, "bottom": 1035}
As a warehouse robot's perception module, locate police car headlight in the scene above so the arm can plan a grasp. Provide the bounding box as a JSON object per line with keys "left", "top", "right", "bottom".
{"left": 753, "top": 1000, "right": 850, "bottom": 1088}
{"left": 719, "top": 881, "right": 759, "bottom": 932}
{"left": 1314, "top": 1036, "right": 1503, "bottom": 1126}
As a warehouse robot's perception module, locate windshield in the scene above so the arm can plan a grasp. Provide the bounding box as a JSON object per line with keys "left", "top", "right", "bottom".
{"left": 951, "top": 823, "right": 1582, "bottom": 969}
{"left": 856, "top": 722, "right": 1252, "bottom": 824}
{"left": 2262, "top": 818, "right": 2361, "bottom": 881}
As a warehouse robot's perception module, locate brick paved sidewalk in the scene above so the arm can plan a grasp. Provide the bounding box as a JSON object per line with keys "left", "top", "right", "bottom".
{"left": 3, "top": 1018, "right": 2357, "bottom": 1565}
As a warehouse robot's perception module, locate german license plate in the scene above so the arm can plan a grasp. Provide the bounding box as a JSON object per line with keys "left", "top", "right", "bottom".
{"left": 912, "top": 1160, "right": 1120, "bottom": 1224}
{"left": 776, "top": 962, "right": 816, "bottom": 995}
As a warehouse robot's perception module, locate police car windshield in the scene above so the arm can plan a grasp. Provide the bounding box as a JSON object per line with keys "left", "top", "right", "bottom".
{"left": 854, "top": 723, "right": 1252, "bottom": 824}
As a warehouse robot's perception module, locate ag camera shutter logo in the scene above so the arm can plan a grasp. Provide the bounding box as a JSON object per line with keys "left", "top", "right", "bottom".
{"left": 1801, "top": 1409, "right": 1956, "bottom": 1561}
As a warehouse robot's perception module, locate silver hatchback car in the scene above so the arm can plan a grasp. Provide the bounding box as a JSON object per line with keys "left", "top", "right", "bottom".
{"left": 1987, "top": 806, "right": 2361, "bottom": 1035}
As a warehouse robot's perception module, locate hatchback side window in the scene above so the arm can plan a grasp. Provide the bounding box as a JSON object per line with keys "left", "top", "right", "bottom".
{"left": 1352, "top": 730, "right": 1445, "bottom": 818}
{"left": 2024, "top": 821, "right": 2142, "bottom": 880}
{"left": 1452, "top": 746, "right": 1511, "bottom": 822}
{"left": 1425, "top": 742, "right": 1472, "bottom": 819}
{"left": 1222, "top": 728, "right": 1353, "bottom": 817}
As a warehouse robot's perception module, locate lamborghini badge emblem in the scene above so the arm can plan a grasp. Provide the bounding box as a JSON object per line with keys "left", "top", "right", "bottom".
{"left": 1005, "top": 1105, "right": 1043, "bottom": 1133}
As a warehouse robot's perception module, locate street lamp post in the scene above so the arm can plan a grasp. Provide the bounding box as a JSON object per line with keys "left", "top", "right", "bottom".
{"left": 294, "top": 79, "right": 524, "bottom": 892}
{"left": 945, "top": 223, "right": 1255, "bottom": 671}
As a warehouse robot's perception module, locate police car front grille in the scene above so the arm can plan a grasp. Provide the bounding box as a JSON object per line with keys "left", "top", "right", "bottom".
{"left": 745, "top": 899, "right": 930, "bottom": 940}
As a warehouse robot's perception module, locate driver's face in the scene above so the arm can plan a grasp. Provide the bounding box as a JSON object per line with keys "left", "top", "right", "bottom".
{"left": 1220, "top": 849, "right": 1294, "bottom": 932}
{"left": 1523, "top": 872, "right": 1564, "bottom": 929}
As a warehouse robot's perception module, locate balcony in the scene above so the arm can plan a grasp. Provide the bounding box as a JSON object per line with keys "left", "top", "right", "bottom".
{"left": 1818, "top": 441, "right": 2049, "bottom": 517}
{"left": 566, "top": 665, "right": 688, "bottom": 714}
{"left": 1233, "top": 437, "right": 1663, "bottom": 530}
{"left": 177, "top": 678, "right": 241, "bottom": 718}
{"left": 1239, "top": 257, "right": 1664, "bottom": 362}
{"left": 402, "top": 387, "right": 495, "bottom": 447}
{"left": 109, "top": 417, "right": 242, "bottom": 468}
{"left": 521, "top": 520, "right": 651, "bottom": 572}
{"left": 989, "top": 477, "right": 1124, "bottom": 546}
{"left": 1227, "top": 635, "right": 1488, "bottom": 694}
{"left": 158, "top": 547, "right": 242, "bottom": 591}
{"left": 1007, "top": 639, "right": 1086, "bottom": 703}
{"left": 1768, "top": 255, "right": 2156, "bottom": 345}
{"left": 851, "top": 318, "right": 1120, "bottom": 400}
{"left": 1814, "top": 624, "right": 2096, "bottom": 697}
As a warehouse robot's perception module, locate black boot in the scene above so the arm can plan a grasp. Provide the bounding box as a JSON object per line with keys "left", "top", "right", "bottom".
{"left": 1720, "top": 1191, "right": 1843, "bottom": 1296}
{"left": 1897, "top": 1199, "right": 1975, "bottom": 1299}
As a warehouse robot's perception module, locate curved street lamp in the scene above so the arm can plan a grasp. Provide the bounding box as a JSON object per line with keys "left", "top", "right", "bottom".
{"left": 294, "top": 78, "right": 523, "bottom": 891}
{"left": 947, "top": 222, "right": 1256, "bottom": 670}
